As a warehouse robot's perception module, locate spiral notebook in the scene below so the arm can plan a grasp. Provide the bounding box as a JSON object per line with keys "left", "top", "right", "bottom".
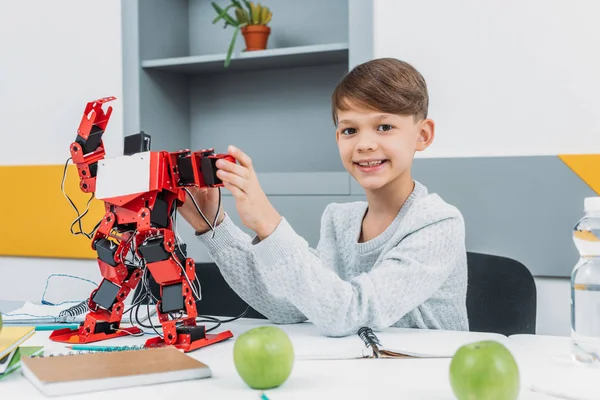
{"left": 21, "top": 346, "right": 211, "bottom": 397}
{"left": 284, "top": 324, "right": 510, "bottom": 360}
{"left": 2, "top": 301, "right": 88, "bottom": 324}
{"left": 354, "top": 327, "right": 510, "bottom": 359}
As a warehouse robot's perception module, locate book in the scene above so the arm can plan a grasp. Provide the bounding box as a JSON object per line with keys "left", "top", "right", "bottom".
{"left": 0, "top": 346, "right": 44, "bottom": 380}
{"left": 274, "top": 323, "right": 511, "bottom": 360}
{"left": 0, "top": 326, "right": 35, "bottom": 360}
{"left": 21, "top": 346, "right": 212, "bottom": 397}
{"left": 0, "top": 348, "right": 18, "bottom": 374}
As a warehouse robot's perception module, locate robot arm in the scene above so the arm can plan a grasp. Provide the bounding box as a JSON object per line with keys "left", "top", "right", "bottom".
{"left": 171, "top": 148, "right": 234, "bottom": 188}
{"left": 69, "top": 96, "right": 116, "bottom": 193}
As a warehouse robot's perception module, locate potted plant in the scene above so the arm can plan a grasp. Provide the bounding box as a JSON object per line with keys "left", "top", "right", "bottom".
{"left": 211, "top": 0, "right": 273, "bottom": 67}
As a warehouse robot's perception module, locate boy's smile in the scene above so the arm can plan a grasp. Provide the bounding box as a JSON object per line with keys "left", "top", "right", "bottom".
{"left": 335, "top": 100, "right": 434, "bottom": 193}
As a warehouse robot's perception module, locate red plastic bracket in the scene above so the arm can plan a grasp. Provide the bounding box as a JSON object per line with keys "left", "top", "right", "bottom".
{"left": 144, "top": 330, "right": 234, "bottom": 353}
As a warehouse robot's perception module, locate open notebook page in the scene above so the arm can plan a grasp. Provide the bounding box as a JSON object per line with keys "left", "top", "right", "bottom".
{"left": 270, "top": 323, "right": 511, "bottom": 360}
{"left": 272, "top": 323, "right": 372, "bottom": 360}
{"left": 374, "top": 327, "right": 511, "bottom": 358}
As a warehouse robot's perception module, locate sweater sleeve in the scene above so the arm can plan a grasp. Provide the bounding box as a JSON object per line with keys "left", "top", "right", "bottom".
{"left": 194, "top": 213, "right": 307, "bottom": 324}
{"left": 250, "top": 207, "right": 466, "bottom": 337}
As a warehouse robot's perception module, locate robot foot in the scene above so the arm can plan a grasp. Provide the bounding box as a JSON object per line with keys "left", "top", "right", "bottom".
{"left": 49, "top": 325, "right": 143, "bottom": 344}
{"left": 144, "top": 326, "right": 234, "bottom": 353}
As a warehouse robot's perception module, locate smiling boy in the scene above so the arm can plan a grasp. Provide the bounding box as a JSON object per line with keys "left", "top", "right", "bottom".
{"left": 179, "top": 58, "right": 469, "bottom": 336}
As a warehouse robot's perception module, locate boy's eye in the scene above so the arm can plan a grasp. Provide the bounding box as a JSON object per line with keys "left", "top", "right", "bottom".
{"left": 377, "top": 124, "right": 393, "bottom": 132}
{"left": 341, "top": 128, "right": 357, "bottom": 135}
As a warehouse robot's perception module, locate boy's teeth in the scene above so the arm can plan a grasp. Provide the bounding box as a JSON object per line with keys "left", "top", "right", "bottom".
{"left": 359, "top": 160, "right": 383, "bottom": 166}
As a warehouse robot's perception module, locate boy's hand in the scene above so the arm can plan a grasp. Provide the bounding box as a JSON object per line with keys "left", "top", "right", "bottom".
{"left": 178, "top": 186, "right": 225, "bottom": 234}
{"left": 216, "top": 145, "right": 281, "bottom": 240}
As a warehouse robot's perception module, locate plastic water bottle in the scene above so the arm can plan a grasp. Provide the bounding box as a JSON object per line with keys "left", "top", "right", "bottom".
{"left": 571, "top": 197, "right": 600, "bottom": 365}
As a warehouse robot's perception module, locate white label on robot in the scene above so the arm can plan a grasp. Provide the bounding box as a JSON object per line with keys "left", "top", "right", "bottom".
{"left": 95, "top": 152, "right": 152, "bottom": 200}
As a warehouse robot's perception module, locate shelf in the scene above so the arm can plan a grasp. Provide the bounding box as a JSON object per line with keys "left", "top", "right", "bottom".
{"left": 141, "top": 42, "right": 349, "bottom": 74}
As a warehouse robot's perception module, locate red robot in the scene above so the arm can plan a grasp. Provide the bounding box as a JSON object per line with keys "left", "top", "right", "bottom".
{"left": 50, "top": 96, "right": 235, "bottom": 352}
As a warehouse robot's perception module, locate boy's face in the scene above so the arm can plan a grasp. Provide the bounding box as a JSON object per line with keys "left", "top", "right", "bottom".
{"left": 335, "top": 100, "right": 434, "bottom": 192}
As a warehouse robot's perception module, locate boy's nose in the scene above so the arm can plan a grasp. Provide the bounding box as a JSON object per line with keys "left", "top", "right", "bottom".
{"left": 356, "top": 140, "right": 378, "bottom": 152}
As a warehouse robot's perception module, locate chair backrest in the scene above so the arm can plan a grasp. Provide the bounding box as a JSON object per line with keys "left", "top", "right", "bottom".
{"left": 466, "top": 252, "right": 537, "bottom": 335}
{"left": 132, "top": 262, "right": 267, "bottom": 319}
{"left": 134, "top": 254, "right": 538, "bottom": 335}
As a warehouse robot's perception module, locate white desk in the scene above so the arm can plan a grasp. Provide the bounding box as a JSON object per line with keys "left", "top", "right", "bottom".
{"left": 0, "top": 317, "right": 596, "bottom": 400}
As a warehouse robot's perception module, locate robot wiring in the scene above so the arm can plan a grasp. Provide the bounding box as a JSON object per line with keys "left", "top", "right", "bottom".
{"left": 61, "top": 157, "right": 249, "bottom": 336}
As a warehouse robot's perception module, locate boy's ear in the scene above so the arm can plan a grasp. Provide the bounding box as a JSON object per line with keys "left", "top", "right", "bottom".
{"left": 416, "top": 118, "right": 435, "bottom": 151}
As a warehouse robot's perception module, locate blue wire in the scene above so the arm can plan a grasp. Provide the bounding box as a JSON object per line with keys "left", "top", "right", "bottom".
{"left": 40, "top": 274, "right": 98, "bottom": 306}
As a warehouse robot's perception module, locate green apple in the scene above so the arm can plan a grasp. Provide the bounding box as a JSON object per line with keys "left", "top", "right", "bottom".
{"left": 233, "top": 326, "right": 295, "bottom": 390}
{"left": 449, "top": 340, "right": 520, "bottom": 400}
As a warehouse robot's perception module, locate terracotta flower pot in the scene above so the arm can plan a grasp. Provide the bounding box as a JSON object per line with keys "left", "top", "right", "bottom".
{"left": 241, "top": 25, "right": 271, "bottom": 51}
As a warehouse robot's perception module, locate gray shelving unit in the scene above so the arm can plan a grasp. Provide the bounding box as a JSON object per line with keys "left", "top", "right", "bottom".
{"left": 122, "top": 0, "right": 373, "bottom": 262}
{"left": 142, "top": 42, "right": 350, "bottom": 73}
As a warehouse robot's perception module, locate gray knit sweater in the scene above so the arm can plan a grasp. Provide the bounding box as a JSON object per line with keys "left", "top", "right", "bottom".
{"left": 196, "top": 181, "right": 469, "bottom": 337}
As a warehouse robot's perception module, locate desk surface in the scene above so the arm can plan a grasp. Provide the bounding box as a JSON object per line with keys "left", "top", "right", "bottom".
{"left": 0, "top": 314, "right": 594, "bottom": 400}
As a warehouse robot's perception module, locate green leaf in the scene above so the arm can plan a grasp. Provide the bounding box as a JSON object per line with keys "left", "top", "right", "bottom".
{"left": 224, "top": 27, "right": 240, "bottom": 68}
{"left": 211, "top": 3, "right": 225, "bottom": 23}
{"left": 215, "top": 9, "right": 238, "bottom": 27}
{"left": 211, "top": 3, "right": 235, "bottom": 24}
{"left": 235, "top": 8, "right": 249, "bottom": 24}
{"left": 242, "top": 0, "right": 253, "bottom": 19}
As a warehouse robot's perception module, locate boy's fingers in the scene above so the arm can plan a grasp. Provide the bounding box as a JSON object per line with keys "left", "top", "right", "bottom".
{"left": 229, "top": 145, "right": 253, "bottom": 169}
{"left": 217, "top": 170, "right": 247, "bottom": 192}
{"left": 224, "top": 182, "right": 245, "bottom": 200}
{"left": 217, "top": 158, "right": 249, "bottom": 179}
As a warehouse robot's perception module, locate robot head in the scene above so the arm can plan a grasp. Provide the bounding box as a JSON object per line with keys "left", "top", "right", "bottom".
{"left": 124, "top": 131, "right": 151, "bottom": 155}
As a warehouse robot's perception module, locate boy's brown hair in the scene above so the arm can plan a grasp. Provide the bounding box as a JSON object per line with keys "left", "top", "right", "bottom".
{"left": 331, "top": 58, "right": 429, "bottom": 125}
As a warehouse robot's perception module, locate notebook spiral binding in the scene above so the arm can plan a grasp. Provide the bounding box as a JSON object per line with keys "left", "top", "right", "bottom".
{"left": 357, "top": 327, "right": 382, "bottom": 358}
{"left": 58, "top": 300, "right": 89, "bottom": 318}
{"left": 28, "top": 345, "right": 162, "bottom": 358}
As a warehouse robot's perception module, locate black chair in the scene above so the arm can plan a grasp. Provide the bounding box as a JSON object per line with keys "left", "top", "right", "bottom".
{"left": 132, "top": 263, "right": 266, "bottom": 319}
{"left": 466, "top": 251, "right": 537, "bottom": 336}
{"left": 133, "top": 254, "right": 538, "bottom": 336}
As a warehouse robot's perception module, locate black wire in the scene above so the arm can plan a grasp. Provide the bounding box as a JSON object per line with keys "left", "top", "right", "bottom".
{"left": 61, "top": 157, "right": 101, "bottom": 239}
{"left": 218, "top": 305, "right": 250, "bottom": 323}
{"left": 211, "top": 187, "right": 222, "bottom": 238}
{"left": 183, "top": 187, "right": 214, "bottom": 231}
{"left": 196, "top": 305, "right": 251, "bottom": 332}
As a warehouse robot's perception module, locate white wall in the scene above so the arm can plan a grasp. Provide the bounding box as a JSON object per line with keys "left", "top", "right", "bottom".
{"left": 373, "top": 0, "right": 600, "bottom": 159}
{"left": 0, "top": 0, "right": 123, "bottom": 302}
{"left": 372, "top": 0, "right": 595, "bottom": 336}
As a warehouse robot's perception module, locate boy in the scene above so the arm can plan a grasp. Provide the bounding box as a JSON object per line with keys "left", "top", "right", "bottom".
{"left": 178, "top": 58, "right": 469, "bottom": 337}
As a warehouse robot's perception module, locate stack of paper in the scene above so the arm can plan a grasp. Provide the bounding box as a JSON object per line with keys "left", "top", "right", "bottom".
{"left": 1, "top": 302, "right": 87, "bottom": 324}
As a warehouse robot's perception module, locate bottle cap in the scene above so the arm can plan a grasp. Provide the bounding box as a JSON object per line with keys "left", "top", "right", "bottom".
{"left": 584, "top": 197, "right": 600, "bottom": 212}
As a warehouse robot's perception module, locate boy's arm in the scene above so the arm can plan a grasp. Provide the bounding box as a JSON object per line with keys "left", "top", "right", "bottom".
{"left": 195, "top": 213, "right": 307, "bottom": 324}
{"left": 250, "top": 208, "right": 466, "bottom": 337}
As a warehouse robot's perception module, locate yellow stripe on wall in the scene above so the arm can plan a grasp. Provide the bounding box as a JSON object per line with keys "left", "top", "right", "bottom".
{"left": 559, "top": 154, "right": 600, "bottom": 196}
{"left": 0, "top": 164, "right": 105, "bottom": 259}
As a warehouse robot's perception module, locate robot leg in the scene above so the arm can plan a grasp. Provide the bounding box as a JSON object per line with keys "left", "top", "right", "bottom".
{"left": 138, "top": 230, "right": 232, "bottom": 352}
{"left": 50, "top": 237, "right": 143, "bottom": 343}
